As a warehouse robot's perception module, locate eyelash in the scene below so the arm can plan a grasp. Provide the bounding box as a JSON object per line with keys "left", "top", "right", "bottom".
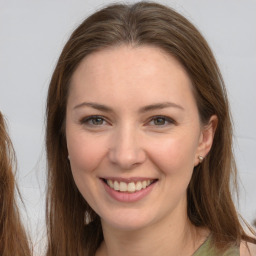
{"left": 80, "top": 115, "right": 176, "bottom": 127}
{"left": 147, "top": 116, "right": 176, "bottom": 127}
{"left": 80, "top": 115, "right": 108, "bottom": 126}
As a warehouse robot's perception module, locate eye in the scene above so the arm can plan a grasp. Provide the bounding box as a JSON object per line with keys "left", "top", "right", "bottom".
{"left": 80, "top": 115, "right": 107, "bottom": 126}
{"left": 148, "top": 116, "right": 175, "bottom": 127}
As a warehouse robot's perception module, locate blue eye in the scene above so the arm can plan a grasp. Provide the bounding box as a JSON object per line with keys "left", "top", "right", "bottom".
{"left": 153, "top": 117, "right": 166, "bottom": 125}
{"left": 149, "top": 116, "right": 174, "bottom": 126}
{"left": 81, "top": 116, "right": 106, "bottom": 126}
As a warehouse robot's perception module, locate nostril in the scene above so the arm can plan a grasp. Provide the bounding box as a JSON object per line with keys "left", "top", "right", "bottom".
{"left": 108, "top": 148, "right": 146, "bottom": 170}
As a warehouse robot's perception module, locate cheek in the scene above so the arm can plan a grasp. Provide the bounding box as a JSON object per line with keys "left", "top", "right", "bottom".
{"left": 147, "top": 133, "right": 199, "bottom": 175}
{"left": 66, "top": 131, "right": 108, "bottom": 173}
{"left": 66, "top": 132, "right": 108, "bottom": 209}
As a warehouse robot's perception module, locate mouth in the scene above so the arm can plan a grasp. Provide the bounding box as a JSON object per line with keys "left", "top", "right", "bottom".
{"left": 101, "top": 178, "right": 158, "bottom": 193}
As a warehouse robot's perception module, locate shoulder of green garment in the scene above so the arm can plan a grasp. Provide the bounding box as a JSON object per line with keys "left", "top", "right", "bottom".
{"left": 193, "top": 235, "right": 239, "bottom": 256}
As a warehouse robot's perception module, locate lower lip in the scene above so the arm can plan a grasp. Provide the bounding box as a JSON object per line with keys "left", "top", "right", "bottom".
{"left": 102, "top": 180, "right": 156, "bottom": 202}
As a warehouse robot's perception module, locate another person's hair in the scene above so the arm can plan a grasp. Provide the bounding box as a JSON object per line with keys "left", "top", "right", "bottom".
{"left": 0, "top": 112, "right": 31, "bottom": 255}
{"left": 46, "top": 2, "right": 256, "bottom": 255}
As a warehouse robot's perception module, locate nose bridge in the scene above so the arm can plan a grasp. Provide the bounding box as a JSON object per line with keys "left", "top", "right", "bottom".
{"left": 108, "top": 123, "right": 145, "bottom": 169}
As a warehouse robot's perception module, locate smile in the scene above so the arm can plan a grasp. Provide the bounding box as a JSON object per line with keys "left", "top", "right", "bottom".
{"left": 101, "top": 177, "right": 158, "bottom": 202}
{"left": 105, "top": 179, "right": 155, "bottom": 193}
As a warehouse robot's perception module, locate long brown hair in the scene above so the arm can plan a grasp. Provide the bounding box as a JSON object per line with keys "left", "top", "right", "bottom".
{"left": 46, "top": 2, "right": 256, "bottom": 255}
{"left": 0, "top": 112, "right": 31, "bottom": 255}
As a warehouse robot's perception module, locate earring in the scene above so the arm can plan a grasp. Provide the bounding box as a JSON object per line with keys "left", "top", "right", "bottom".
{"left": 198, "top": 155, "right": 204, "bottom": 163}
{"left": 68, "top": 155, "right": 70, "bottom": 160}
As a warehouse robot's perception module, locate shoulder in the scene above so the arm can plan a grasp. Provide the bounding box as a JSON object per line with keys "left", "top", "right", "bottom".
{"left": 240, "top": 241, "right": 256, "bottom": 256}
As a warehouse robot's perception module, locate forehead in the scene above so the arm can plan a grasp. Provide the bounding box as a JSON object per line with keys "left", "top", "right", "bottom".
{"left": 72, "top": 44, "right": 189, "bottom": 83}
{"left": 68, "top": 45, "right": 196, "bottom": 111}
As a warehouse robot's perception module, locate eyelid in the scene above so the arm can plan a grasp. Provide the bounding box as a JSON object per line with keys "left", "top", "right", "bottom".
{"left": 147, "top": 115, "right": 176, "bottom": 126}
{"left": 80, "top": 115, "right": 110, "bottom": 126}
{"left": 79, "top": 115, "right": 176, "bottom": 127}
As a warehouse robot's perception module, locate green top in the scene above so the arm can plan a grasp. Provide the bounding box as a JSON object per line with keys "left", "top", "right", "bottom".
{"left": 193, "top": 235, "right": 239, "bottom": 256}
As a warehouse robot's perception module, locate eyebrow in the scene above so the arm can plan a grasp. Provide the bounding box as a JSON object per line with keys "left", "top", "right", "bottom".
{"left": 73, "top": 102, "right": 113, "bottom": 112}
{"left": 139, "top": 102, "right": 184, "bottom": 113}
{"left": 73, "top": 101, "right": 184, "bottom": 112}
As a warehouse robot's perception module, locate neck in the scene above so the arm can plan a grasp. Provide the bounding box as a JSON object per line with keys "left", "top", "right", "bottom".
{"left": 96, "top": 208, "right": 208, "bottom": 256}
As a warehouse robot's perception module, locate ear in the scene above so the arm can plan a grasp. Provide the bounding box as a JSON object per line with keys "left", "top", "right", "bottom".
{"left": 194, "top": 115, "right": 218, "bottom": 166}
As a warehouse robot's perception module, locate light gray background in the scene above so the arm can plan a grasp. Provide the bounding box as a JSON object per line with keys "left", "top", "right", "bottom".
{"left": 0, "top": 0, "right": 255, "bottom": 253}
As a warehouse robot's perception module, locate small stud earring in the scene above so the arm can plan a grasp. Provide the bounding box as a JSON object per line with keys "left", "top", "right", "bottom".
{"left": 198, "top": 155, "right": 204, "bottom": 163}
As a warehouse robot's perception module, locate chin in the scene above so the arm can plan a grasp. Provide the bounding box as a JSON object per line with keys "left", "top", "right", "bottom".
{"left": 100, "top": 209, "right": 157, "bottom": 232}
{"left": 104, "top": 219, "right": 151, "bottom": 232}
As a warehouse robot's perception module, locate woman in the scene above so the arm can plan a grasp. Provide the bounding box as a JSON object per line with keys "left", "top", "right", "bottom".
{"left": 45, "top": 2, "right": 256, "bottom": 255}
{"left": 0, "top": 112, "right": 31, "bottom": 255}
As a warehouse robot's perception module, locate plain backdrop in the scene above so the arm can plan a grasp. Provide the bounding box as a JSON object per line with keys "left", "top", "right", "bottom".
{"left": 0, "top": 0, "right": 255, "bottom": 252}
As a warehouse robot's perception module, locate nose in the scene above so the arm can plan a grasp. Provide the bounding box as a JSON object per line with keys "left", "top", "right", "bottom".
{"left": 108, "top": 126, "right": 146, "bottom": 170}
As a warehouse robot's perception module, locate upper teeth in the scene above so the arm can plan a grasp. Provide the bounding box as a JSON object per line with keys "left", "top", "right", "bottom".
{"left": 106, "top": 179, "right": 153, "bottom": 193}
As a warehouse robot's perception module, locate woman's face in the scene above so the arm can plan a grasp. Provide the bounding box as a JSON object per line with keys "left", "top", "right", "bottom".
{"left": 66, "top": 45, "right": 215, "bottom": 231}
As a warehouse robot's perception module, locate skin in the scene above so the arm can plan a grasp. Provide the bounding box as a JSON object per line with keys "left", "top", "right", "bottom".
{"left": 66, "top": 45, "right": 217, "bottom": 256}
{"left": 241, "top": 241, "right": 256, "bottom": 256}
